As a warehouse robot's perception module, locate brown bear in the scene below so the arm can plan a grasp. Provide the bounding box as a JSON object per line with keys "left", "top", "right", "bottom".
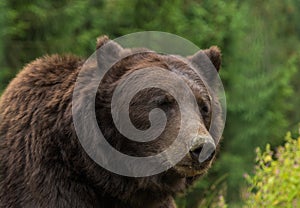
{"left": 0, "top": 35, "right": 223, "bottom": 208}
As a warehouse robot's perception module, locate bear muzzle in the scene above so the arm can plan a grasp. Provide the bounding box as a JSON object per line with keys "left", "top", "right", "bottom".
{"left": 189, "top": 135, "right": 216, "bottom": 164}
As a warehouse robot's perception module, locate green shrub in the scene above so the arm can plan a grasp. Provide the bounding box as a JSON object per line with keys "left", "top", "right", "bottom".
{"left": 245, "top": 132, "right": 300, "bottom": 207}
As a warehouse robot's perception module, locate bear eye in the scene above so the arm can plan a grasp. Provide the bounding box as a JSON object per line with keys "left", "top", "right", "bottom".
{"left": 202, "top": 105, "right": 209, "bottom": 113}
{"left": 200, "top": 103, "right": 210, "bottom": 116}
{"left": 152, "top": 95, "right": 174, "bottom": 107}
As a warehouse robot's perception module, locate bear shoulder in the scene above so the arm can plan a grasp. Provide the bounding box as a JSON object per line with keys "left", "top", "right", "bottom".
{"left": 15, "top": 54, "right": 84, "bottom": 87}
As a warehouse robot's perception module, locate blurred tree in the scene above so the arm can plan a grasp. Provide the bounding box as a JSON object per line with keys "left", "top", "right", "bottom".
{"left": 0, "top": 0, "right": 15, "bottom": 93}
{"left": 0, "top": 0, "right": 106, "bottom": 91}
{"left": 219, "top": 1, "right": 298, "bottom": 205}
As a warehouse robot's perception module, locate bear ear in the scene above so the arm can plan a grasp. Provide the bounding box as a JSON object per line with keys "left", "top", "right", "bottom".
{"left": 96, "top": 35, "right": 124, "bottom": 52}
{"left": 96, "top": 35, "right": 110, "bottom": 49}
{"left": 96, "top": 35, "right": 124, "bottom": 59}
{"left": 189, "top": 46, "right": 221, "bottom": 72}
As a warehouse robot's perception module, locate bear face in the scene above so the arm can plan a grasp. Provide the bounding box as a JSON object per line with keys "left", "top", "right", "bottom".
{"left": 0, "top": 35, "right": 223, "bottom": 208}
{"left": 94, "top": 37, "right": 222, "bottom": 175}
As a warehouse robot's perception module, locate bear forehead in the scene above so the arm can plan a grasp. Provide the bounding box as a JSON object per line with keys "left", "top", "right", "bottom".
{"left": 110, "top": 52, "right": 207, "bottom": 83}
{"left": 118, "top": 52, "right": 210, "bottom": 99}
{"left": 98, "top": 51, "right": 211, "bottom": 105}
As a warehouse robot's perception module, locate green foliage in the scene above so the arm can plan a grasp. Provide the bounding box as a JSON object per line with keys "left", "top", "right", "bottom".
{"left": 100, "top": 0, "right": 237, "bottom": 49}
{"left": 176, "top": 174, "right": 228, "bottom": 208}
{"left": 218, "top": 1, "right": 299, "bottom": 203}
{"left": 245, "top": 132, "right": 300, "bottom": 207}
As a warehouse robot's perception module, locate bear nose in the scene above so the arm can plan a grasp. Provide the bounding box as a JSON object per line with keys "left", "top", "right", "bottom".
{"left": 190, "top": 136, "right": 216, "bottom": 163}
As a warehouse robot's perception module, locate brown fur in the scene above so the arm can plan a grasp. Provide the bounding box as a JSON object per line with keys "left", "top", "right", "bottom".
{"left": 0, "top": 36, "right": 222, "bottom": 208}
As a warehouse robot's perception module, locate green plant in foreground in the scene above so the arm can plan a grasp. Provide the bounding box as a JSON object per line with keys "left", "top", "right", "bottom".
{"left": 245, "top": 132, "right": 300, "bottom": 207}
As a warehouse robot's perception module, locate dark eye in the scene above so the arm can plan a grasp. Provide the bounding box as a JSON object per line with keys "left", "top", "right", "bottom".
{"left": 200, "top": 103, "right": 210, "bottom": 115}
{"left": 152, "top": 95, "right": 174, "bottom": 107}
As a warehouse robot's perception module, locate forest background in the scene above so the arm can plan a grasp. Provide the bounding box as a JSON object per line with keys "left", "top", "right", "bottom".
{"left": 0, "top": 0, "right": 299, "bottom": 207}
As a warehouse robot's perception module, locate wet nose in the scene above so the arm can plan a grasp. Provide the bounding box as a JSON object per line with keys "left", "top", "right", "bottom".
{"left": 190, "top": 136, "right": 216, "bottom": 163}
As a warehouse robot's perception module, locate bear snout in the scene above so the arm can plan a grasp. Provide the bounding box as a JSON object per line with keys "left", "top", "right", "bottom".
{"left": 189, "top": 135, "right": 216, "bottom": 164}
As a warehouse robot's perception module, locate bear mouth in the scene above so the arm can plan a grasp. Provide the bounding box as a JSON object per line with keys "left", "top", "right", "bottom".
{"left": 173, "top": 159, "right": 212, "bottom": 177}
